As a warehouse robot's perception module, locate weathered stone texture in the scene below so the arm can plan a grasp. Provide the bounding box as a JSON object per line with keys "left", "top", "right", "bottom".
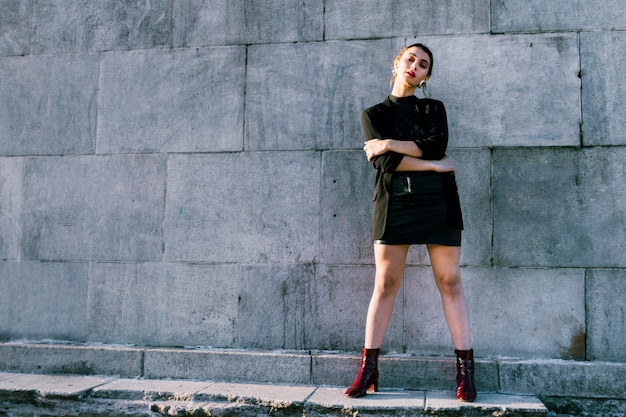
{"left": 0, "top": 261, "right": 88, "bottom": 340}
{"left": 88, "top": 263, "right": 239, "bottom": 347}
{"left": 164, "top": 152, "right": 320, "bottom": 263}
{"left": 246, "top": 39, "right": 402, "bottom": 151}
{"left": 173, "top": 0, "right": 323, "bottom": 47}
{"left": 325, "top": 0, "right": 490, "bottom": 40}
{"left": 306, "top": 264, "right": 404, "bottom": 352}
{"left": 31, "top": 0, "right": 172, "bottom": 53}
{"left": 0, "top": 0, "right": 33, "bottom": 56}
{"left": 237, "top": 264, "right": 314, "bottom": 350}
{"left": 21, "top": 155, "right": 166, "bottom": 261}
{"left": 0, "top": 54, "right": 99, "bottom": 156}
{"left": 586, "top": 269, "right": 626, "bottom": 361}
{"left": 493, "top": 147, "right": 626, "bottom": 268}
{"left": 97, "top": 47, "right": 246, "bottom": 154}
{"left": 423, "top": 34, "right": 580, "bottom": 148}
{"left": 466, "top": 268, "right": 586, "bottom": 359}
{"left": 581, "top": 31, "right": 626, "bottom": 146}
{"left": 492, "top": 0, "right": 626, "bottom": 33}
{"left": 0, "top": 158, "right": 22, "bottom": 260}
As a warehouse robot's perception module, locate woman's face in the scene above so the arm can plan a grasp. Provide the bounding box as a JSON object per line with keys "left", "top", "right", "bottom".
{"left": 394, "top": 46, "right": 431, "bottom": 88}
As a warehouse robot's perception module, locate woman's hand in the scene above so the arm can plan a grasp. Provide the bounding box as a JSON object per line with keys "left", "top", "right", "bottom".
{"left": 363, "top": 139, "right": 389, "bottom": 161}
{"left": 431, "top": 157, "right": 456, "bottom": 173}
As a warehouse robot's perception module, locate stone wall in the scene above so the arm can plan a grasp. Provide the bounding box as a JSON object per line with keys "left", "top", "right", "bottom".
{"left": 0, "top": 0, "right": 624, "bottom": 362}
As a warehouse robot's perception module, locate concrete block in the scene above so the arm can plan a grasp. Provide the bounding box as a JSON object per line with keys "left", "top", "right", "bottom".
{"left": 325, "top": 0, "right": 490, "bottom": 40}
{"left": 173, "top": 0, "right": 323, "bottom": 47}
{"left": 586, "top": 269, "right": 626, "bottom": 361}
{"left": 245, "top": 39, "right": 403, "bottom": 151}
{"left": 237, "top": 264, "right": 313, "bottom": 350}
{"left": 0, "top": 0, "right": 33, "bottom": 56}
{"left": 21, "top": 155, "right": 166, "bottom": 261}
{"left": 88, "top": 263, "right": 239, "bottom": 347}
{"left": 0, "top": 158, "right": 22, "bottom": 259}
{"left": 164, "top": 152, "right": 320, "bottom": 263}
{"left": 31, "top": 0, "right": 172, "bottom": 53}
{"left": 422, "top": 34, "right": 580, "bottom": 148}
{"left": 493, "top": 148, "right": 626, "bottom": 267}
{"left": 492, "top": 0, "right": 626, "bottom": 33}
{"left": 0, "top": 261, "right": 88, "bottom": 340}
{"left": 196, "top": 382, "right": 315, "bottom": 405}
{"left": 581, "top": 31, "right": 626, "bottom": 146}
{"left": 499, "top": 359, "right": 626, "bottom": 399}
{"left": 306, "top": 265, "right": 404, "bottom": 352}
{"left": 464, "top": 267, "right": 586, "bottom": 359}
{"left": 0, "top": 343, "right": 142, "bottom": 377}
{"left": 0, "top": 373, "right": 112, "bottom": 398}
{"left": 306, "top": 387, "right": 425, "bottom": 416}
{"left": 425, "top": 391, "right": 547, "bottom": 416}
{"left": 403, "top": 266, "right": 452, "bottom": 355}
{"left": 0, "top": 54, "right": 98, "bottom": 155}
{"left": 448, "top": 149, "right": 492, "bottom": 266}
{"left": 320, "top": 151, "right": 375, "bottom": 264}
{"left": 91, "top": 378, "right": 213, "bottom": 400}
{"left": 143, "top": 348, "right": 311, "bottom": 384}
{"left": 97, "top": 47, "right": 245, "bottom": 154}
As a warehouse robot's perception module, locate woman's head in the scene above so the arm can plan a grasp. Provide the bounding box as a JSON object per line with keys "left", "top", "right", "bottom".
{"left": 390, "top": 43, "right": 434, "bottom": 88}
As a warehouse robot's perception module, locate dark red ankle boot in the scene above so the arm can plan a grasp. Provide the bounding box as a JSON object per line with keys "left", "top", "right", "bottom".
{"left": 344, "top": 347, "right": 379, "bottom": 398}
{"left": 455, "top": 349, "right": 476, "bottom": 402}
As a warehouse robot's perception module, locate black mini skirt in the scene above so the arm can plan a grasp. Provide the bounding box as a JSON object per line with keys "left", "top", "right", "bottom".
{"left": 375, "top": 172, "right": 462, "bottom": 246}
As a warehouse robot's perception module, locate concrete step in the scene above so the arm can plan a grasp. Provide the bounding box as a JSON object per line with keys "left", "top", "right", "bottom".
{"left": 0, "top": 372, "right": 547, "bottom": 417}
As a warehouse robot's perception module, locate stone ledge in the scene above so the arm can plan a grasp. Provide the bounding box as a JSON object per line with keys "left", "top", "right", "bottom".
{"left": 1, "top": 342, "right": 625, "bottom": 401}
{"left": 0, "top": 372, "right": 547, "bottom": 417}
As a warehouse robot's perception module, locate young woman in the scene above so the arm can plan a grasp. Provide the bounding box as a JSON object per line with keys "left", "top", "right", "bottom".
{"left": 345, "top": 43, "right": 476, "bottom": 402}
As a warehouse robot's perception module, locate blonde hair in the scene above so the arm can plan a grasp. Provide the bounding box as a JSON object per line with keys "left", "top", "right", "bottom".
{"left": 390, "top": 43, "right": 434, "bottom": 87}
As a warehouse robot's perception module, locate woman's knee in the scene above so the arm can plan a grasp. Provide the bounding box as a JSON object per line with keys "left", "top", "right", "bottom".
{"left": 373, "top": 273, "right": 402, "bottom": 298}
{"left": 435, "top": 271, "right": 462, "bottom": 295}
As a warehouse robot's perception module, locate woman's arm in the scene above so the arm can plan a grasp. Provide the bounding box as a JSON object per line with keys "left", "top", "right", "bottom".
{"left": 364, "top": 138, "right": 423, "bottom": 161}
{"left": 396, "top": 155, "right": 455, "bottom": 173}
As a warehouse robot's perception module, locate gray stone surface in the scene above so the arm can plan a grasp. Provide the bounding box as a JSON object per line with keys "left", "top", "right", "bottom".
{"left": 245, "top": 39, "right": 402, "bottom": 151}
{"left": 586, "top": 269, "right": 626, "bottom": 361}
{"left": 0, "top": 343, "right": 142, "bottom": 377}
{"left": 173, "top": 0, "right": 323, "bottom": 47}
{"left": 0, "top": 261, "right": 88, "bottom": 340}
{"left": 97, "top": 47, "right": 246, "bottom": 154}
{"left": 581, "top": 31, "right": 626, "bottom": 146}
{"left": 88, "top": 263, "right": 239, "bottom": 347}
{"left": 196, "top": 382, "right": 315, "bottom": 405}
{"left": 0, "top": 157, "right": 22, "bottom": 259}
{"left": 422, "top": 34, "right": 580, "bottom": 148}
{"left": 164, "top": 152, "right": 320, "bottom": 263}
{"left": 237, "top": 264, "right": 313, "bottom": 350}
{"left": 465, "top": 267, "right": 585, "bottom": 359}
{"left": 325, "top": 0, "right": 490, "bottom": 40}
{"left": 91, "top": 378, "right": 213, "bottom": 401}
{"left": 0, "top": 373, "right": 111, "bottom": 397}
{"left": 493, "top": 147, "right": 626, "bottom": 267}
{"left": 0, "top": 54, "right": 99, "bottom": 156}
{"left": 143, "top": 348, "right": 311, "bottom": 384}
{"left": 21, "top": 155, "right": 166, "bottom": 261}
{"left": 0, "top": 0, "right": 33, "bottom": 56}
{"left": 425, "top": 391, "right": 546, "bottom": 415}
{"left": 31, "top": 0, "right": 172, "bottom": 53}
{"left": 499, "top": 359, "right": 626, "bottom": 399}
{"left": 306, "top": 265, "right": 403, "bottom": 352}
{"left": 492, "top": 0, "right": 626, "bottom": 33}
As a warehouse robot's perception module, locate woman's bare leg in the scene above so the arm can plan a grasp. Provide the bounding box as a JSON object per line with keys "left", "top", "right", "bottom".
{"left": 427, "top": 244, "right": 471, "bottom": 350}
{"left": 364, "top": 244, "right": 410, "bottom": 349}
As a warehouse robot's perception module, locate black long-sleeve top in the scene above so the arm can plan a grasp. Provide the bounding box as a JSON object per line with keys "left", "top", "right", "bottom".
{"left": 361, "top": 95, "right": 462, "bottom": 240}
